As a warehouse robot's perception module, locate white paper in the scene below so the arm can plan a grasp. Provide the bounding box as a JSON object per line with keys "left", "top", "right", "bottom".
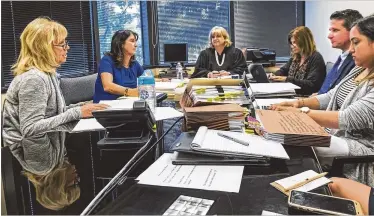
{"left": 99, "top": 98, "right": 138, "bottom": 109}
{"left": 250, "top": 83, "right": 300, "bottom": 94}
{"left": 154, "top": 107, "right": 184, "bottom": 120}
{"left": 255, "top": 98, "right": 295, "bottom": 108}
{"left": 72, "top": 106, "right": 183, "bottom": 132}
{"left": 156, "top": 82, "right": 181, "bottom": 91}
{"left": 136, "top": 153, "right": 244, "bottom": 193}
{"left": 192, "top": 127, "right": 289, "bottom": 160}
{"left": 262, "top": 210, "right": 285, "bottom": 215}
{"left": 275, "top": 170, "right": 331, "bottom": 192}
{"left": 72, "top": 118, "right": 104, "bottom": 132}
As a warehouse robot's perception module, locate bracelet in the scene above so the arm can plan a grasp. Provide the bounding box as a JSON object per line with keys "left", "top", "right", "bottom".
{"left": 124, "top": 88, "right": 129, "bottom": 96}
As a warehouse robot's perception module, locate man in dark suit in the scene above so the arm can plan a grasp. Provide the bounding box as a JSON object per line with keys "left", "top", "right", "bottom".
{"left": 317, "top": 9, "right": 363, "bottom": 94}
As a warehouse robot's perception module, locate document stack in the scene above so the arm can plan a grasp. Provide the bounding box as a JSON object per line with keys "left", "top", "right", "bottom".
{"left": 181, "top": 85, "right": 249, "bottom": 107}
{"left": 172, "top": 126, "right": 290, "bottom": 162}
{"left": 183, "top": 104, "right": 245, "bottom": 131}
{"left": 248, "top": 83, "right": 300, "bottom": 98}
{"left": 255, "top": 110, "right": 331, "bottom": 147}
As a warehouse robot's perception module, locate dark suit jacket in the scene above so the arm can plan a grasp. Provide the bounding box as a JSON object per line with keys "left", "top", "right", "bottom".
{"left": 328, "top": 54, "right": 355, "bottom": 91}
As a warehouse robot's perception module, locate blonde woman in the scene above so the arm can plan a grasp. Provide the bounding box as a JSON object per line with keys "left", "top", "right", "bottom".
{"left": 2, "top": 17, "right": 108, "bottom": 208}
{"left": 191, "top": 26, "right": 247, "bottom": 78}
{"left": 271, "top": 16, "right": 374, "bottom": 187}
{"left": 270, "top": 26, "right": 326, "bottom": 96}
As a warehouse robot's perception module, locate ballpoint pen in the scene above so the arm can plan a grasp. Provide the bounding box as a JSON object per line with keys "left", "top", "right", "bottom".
{"left": 285, "top": 172, "right": 329, "bottom": 191}
{"left": 217, "top": 132, "right": 250, "bottom": 146}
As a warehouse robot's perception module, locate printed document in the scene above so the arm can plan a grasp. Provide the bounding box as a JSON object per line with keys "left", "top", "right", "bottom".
{"left": 72, "top": 106, "right": 183, "bottom": 132}
{"left": 136, "top": 153, "right": 244, "bottom": 193}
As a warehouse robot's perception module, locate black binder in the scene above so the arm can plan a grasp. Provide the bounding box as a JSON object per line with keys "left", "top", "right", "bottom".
{"left": 170, "top": 132, "right": 270, "bottom": 166}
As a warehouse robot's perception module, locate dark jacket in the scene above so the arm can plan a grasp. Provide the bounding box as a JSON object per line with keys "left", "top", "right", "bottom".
{"left": 324, "top": 54, "right": 355, "bottom": 93}
{"left": 192, "top": 45, "right": 248, "bottom": 78}
{"left": 275, "top": 51, "right": 326, "bottom": 96}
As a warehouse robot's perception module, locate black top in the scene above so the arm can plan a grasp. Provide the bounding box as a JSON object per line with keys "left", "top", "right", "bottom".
{"left": 191, "top": 45, "right": 248, "bottom": 78}
{"left": 275, "top": 51, "right": 326, "bottom": 96}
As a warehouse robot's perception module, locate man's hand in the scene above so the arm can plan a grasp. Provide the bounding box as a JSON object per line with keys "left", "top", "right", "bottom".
{"left": 219, "top": 70, "right": 231, "bottom": 76}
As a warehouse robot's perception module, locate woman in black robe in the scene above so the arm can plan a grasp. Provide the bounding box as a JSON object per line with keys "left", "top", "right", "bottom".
{"left": 191, "top": 26, "right": 247, "bottom": 78}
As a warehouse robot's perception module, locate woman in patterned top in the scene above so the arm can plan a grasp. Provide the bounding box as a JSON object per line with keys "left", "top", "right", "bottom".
{"left": 270, "top": 26, "right": 326, "bottom": 96}
{"left": 271, "top": 15, "right": 374, "bottom": 187}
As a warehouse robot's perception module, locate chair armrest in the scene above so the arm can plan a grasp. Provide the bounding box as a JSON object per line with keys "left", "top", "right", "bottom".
{"left": 330, "top": 155, "right": 374, "bottom": 177}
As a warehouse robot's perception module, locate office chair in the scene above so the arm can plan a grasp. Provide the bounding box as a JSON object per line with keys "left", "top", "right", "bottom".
{"left": 329, "top": 155, "right": 374, "bottom": 177}
{"left": 1, "top": 146, "right": 32, "bottom": 215}
{"left": 60, "top": 73, "right": 97, "bottom": 105}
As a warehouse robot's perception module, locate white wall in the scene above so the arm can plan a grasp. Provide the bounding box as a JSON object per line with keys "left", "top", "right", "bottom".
{"left": 305, "top": 1, "right": 374, "bottom": 63}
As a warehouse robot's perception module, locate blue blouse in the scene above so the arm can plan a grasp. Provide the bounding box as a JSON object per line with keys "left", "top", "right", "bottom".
{"left": 93, "top": 55, "right": 144, "bottom": 103}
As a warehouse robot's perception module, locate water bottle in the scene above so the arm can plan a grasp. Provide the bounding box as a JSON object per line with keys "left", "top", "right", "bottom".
{"left": 176, "top": 62, "right": 183, "bottom": 80}
{"left": 138, "top": 69, "right": 156, "bottom": 112}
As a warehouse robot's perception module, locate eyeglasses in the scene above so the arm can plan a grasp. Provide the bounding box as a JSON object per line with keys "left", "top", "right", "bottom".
{"left": 54, "top": 40, "right": 69, "bottom": 50}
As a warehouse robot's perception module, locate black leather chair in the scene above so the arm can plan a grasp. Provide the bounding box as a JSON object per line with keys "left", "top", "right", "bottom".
{"left": 330, "top": 155, "right": 374, "bottom": 177}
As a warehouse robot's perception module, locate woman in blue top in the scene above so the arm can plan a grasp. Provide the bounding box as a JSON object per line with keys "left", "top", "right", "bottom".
{"left": 93, "top": 30, "right": 144, "bottom": 103}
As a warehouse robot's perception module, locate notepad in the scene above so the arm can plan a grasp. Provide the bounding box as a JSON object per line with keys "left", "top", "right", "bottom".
{"left": 270, "top": 170, "right": 332, "bottom": 196}
{"left": 189, "top": 126, "right": 290, "bottom": 160}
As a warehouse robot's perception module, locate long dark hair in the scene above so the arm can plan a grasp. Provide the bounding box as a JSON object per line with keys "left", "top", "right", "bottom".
{"left": 104, "top": 30, "right": 138, "bottom": 68}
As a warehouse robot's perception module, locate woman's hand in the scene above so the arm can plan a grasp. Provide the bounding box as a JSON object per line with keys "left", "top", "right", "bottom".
{"left": 80, "top": 103, "right": 110, "bottom": 118}
{"left": 219, "top": 70, "right": 231, "bottom": 76}
{"left": 270, "top": 106, "right": 300, "bottom": 112}
{"left": 207, "top": 71, "right": 221, "bottom": 78}
{"left": 270, "top": 100, "right": 301, "bottom": 110}
{"left": 125, "top": 88, "right": 139, "bottom": 97}
{"left": 269, "top": 75, "right": 287, "bottom": 82}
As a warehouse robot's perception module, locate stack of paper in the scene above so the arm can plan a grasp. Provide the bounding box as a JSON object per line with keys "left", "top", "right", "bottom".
{"left": 189, "top": 126, "right": 290, "bottom": 160}
{"left": 270, "top": 170, "right": 332, "bottom": 196}
{"left": 249, "top": 83, "right": 300, "bottom": 98}
{"left": 136, "top": 153, "right": 244, "bottom": 193}
{"left": 182, "top": 85, "right": 249, "bottom": 107}
{"left": 155, "top": 82, "right": 181, "bottom": 93}
{"left": 183, "top": 104, "right": 245, "bottom": 131}
{"left": 255, "top": 109, "right": 331, "bottom": 147}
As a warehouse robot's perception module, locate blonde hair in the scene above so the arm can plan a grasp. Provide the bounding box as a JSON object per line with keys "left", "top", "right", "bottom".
{"left": 23, "top": 160, "right": 80, "bottom": 211}
{"left": 11, "top": 17, "right": 68, "bottom": 76}
{"left": 289, "top": 26, "right": 317, "bottom": 60}
{"left": 209, "top": 26, "right": 232, "bottom": 48}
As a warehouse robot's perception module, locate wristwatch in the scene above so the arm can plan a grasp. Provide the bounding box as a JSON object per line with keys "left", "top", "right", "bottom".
{"left": 300, "top": 107, "right": 310, "bottom": 114}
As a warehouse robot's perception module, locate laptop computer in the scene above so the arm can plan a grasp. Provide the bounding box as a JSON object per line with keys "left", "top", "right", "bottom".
{"left": 247, "top": 63, "right": 270, "bottom": 83}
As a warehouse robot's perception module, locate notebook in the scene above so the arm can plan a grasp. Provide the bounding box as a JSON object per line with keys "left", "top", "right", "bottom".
{"left": 189, "top": 126, "right": 290, "bottom": 160}
{"left": 255, "top": 109, "right": 331, "bottom": 147}
{"left": 270, "top": 170, "right": 332, "bottom": 196}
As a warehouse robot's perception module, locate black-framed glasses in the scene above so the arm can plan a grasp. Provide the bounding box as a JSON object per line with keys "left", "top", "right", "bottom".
{"left": 54, "top": 40, "right": 69, "bottom": 50}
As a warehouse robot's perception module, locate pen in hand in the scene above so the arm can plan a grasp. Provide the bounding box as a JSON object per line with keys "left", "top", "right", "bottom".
{"left": 217, "top": 132, "right": 250, "bottom": 146}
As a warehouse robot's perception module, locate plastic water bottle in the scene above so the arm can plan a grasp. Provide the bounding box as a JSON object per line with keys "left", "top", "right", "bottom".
{"left": 138, "top": 69, "right": 156, "bottom": 112}
{"left": 176, "top": 62, "right": 183, "bottom": 80}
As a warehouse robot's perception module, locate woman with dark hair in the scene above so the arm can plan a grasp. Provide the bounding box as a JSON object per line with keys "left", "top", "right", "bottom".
{"left": 270, "top": 26, "right": 326, "bottom": 96}
{"left": 93, "top": 30, "right": 144, "bottom": 103}
{"left": 271, "top": 15, "right": 374, "bottom": 186}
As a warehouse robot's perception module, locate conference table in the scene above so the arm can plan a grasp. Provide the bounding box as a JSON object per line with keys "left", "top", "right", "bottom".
{"left": 92, "top": 132, "right": 330, "bottom": 215}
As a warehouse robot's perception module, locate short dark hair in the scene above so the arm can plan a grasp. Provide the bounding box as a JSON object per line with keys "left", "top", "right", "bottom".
{"left": 104, "top": 30, "right": 138, "bottom": 68}
{"left": 352, "top": 15, "right": 374, "bottom": 42}
{"left": 330, "top": 9, "right": 363, "bottom": 31}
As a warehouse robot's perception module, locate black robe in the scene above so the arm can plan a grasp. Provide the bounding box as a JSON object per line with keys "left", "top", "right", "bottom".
{"left": 191, "top": 45, "right": 248, "bottom": 78}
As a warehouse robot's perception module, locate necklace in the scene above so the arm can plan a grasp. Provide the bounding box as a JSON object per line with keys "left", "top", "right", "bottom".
{"left": 215, "top": 50, "right": 225, "bottom": 67}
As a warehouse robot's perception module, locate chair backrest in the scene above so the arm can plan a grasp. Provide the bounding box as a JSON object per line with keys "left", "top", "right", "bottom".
{"left": 326, "top": 61, "right": 334, "bottom": 74}
{"left": 60, "top": 73, "right": 97, "bottom": 105}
